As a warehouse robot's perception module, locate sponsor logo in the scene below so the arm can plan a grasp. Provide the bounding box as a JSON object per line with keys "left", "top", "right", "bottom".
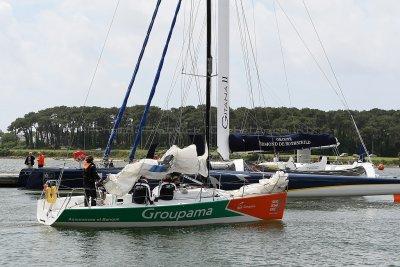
{"left": 236, "top": 202, "right": 256, "bottom": 210}
{"left": 221, "top": 114, "right": 228, "bottom": 129}
{"left": 142, "top": 208, "right": 213, "bottom": 221}
{"left": 220, "top": 76, "right": 229, "bottom": 129}
{"left": 269, "top": 200, "right": 281, "bottom": 212}
{"left": 275, "top": 137, "right": 292, "bottom": 142}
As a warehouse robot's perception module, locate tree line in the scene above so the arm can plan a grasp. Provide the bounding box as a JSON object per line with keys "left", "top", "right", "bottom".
{"left": 2, "top": 105, "right": 400, "bottom": 157}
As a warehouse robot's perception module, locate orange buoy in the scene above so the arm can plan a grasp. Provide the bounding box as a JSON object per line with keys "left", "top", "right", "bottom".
{"left": 394, "top": 194, "right": 400, "bottom": 203}
{"left": 377, "top": 163, "right": 385, "bottom": 170}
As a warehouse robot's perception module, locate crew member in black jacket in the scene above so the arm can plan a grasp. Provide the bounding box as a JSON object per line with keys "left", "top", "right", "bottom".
{"left": 83, "top": 155, "right": 101, "bottom": 207}
{"left": 24, "top": 152, "right": 35, "bottom": 168}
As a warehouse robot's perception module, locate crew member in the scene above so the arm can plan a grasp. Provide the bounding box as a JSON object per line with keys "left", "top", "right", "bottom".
{"left": 171, "top": 172, "right": 181, "bottom": 187}
{"left": 131, "top": 176, "right": 153, "bottom": 204}
{"left": 153, "top": 174, "right": 177, "bottom": 201}
{"left": 83, "top": 155, "right": 101, "bottom": 207}
{"left": 37, "top": 152, "right": 45, "bottom": 168}
{"left": 24, "top": 152, "right": 35, "bottom": 168}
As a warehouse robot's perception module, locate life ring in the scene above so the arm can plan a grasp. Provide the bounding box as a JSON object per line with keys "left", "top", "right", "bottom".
{"left": 45, "top": 186, "right": 58, "bottom": 204}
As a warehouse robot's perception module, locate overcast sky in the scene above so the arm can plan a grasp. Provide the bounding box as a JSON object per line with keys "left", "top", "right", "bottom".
{"left": 1, "top": 0, "right": 400, "bottom": 132}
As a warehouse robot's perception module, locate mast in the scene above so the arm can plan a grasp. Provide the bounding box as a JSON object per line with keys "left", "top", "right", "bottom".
{"left": 217, "top": 0, "right": 230, "bottom": 160}
{"left": 205, "top": 0, "right": 212, "bottom": 173}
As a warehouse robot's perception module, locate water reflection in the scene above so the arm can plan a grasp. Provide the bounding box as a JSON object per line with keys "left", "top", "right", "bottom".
{"left": 51, "top": 219, "right": 285, "bottom": 236}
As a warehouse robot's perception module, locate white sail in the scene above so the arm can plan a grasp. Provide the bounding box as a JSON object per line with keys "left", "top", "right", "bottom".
{"left": 103, "top": 144, "right": 208, "bottom": 196}
{"left": 217, "top": 0, "right": 230, "bottom": 160}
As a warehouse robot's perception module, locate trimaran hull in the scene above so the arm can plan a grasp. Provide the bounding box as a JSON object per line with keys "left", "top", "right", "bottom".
{"left": 23, "top": 167, "right": 400, "bottom": 198}
{"left": 215, "top": 171, "right": 400, "bottom": 198}
{"left": 37, "top": 193, "right": 287, "bottom": 228}
{"left": 288, "top": 184, "right": 400, "bottom": 198}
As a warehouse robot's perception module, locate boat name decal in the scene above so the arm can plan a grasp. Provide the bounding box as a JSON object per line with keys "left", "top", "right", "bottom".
{"left": 142, "top": 208, "right": 213, "bottom": 221}
{"left": 259, "top": 138, "right": 311, "bottom": 148}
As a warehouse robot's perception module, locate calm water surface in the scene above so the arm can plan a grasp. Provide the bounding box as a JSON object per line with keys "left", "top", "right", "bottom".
{"left": 0, "top": 158, "right": 399, "bottom": 266}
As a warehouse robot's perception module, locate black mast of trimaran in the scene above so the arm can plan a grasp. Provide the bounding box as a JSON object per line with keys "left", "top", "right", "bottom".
{"left": 205, "top": 0, "right": 212, "bottom": 173}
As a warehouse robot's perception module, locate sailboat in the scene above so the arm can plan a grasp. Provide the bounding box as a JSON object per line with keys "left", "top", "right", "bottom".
{"left": 37, "top": 145, "right": 288, "bottom": 227}
{"left": 37, "top": 0, "right": 288, "bottom": 228}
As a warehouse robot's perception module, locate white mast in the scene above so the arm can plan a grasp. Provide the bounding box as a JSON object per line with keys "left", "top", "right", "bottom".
{"left": 217, "top": 0, "right": 230, "bottom": 160}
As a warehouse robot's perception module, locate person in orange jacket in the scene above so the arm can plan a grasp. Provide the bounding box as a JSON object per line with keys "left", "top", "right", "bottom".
{"left": 37, "top": 152, "right": 45, "bottom": 168}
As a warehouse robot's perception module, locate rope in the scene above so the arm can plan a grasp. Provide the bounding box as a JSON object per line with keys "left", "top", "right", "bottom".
{"left": 144, "top": 1, "right": 206, "bottom": 149}
{"left": 83, "top": 0, "right": 120, "bottom": 106}
{"left": 234, "top": 0, "right": 257, "bottom": 131}
{"left": 302, "top": 0, "right": 371, "bottom": 162}
{"left": 273, "top": 1, "right": 296, "bottom": 130}
{"left": 57, "top": 0, "right": 120, "bottom": 190}
{"left": 235, "top": 0, "right": 278, "bottom": 154}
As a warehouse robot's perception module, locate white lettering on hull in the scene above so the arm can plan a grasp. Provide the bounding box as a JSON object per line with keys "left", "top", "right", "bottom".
{"left": 259, "top": 140, "right": 312, "bottom": 147}
{"left": 142, "top": 208, "right": 213, "bottom": 221}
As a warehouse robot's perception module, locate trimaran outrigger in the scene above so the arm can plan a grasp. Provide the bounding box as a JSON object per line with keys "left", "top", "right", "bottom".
{"left": 37, "top": 0, "right": 288, "bottom": 228}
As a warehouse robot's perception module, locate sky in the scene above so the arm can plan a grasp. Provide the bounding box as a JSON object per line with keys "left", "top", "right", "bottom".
{"left": 1, "top": 0, "right": 400, "bottom": 131}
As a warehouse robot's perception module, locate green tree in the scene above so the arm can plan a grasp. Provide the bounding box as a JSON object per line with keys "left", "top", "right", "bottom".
{"left": 0, "top": 132, "right": 19, "bottom": 148}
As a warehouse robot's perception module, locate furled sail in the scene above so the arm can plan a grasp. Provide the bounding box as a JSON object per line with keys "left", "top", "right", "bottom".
{"left": 227, "top": 171, "right": 288, "bottom": 197}
{"left": 217, "top": 0, "right": 230, "bottom": 160}
{"left": 229, "top": 133, "right": 338, "bottom": 152}
{"left": 104, "top": 144, "right": 208, "bottom": 196}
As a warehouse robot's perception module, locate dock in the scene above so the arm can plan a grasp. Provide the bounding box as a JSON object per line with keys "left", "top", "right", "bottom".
{"left": 0, "top": 173, "right": 19, "bottom": 187}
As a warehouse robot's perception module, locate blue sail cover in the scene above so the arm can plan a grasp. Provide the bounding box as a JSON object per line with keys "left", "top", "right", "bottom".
{"left": 229, "top": 133, "right": 338, "bottom": 152}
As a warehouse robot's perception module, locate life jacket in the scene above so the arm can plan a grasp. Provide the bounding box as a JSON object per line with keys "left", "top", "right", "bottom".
{"left": 45, "top": 185, "right": 58, "bottom": 204}
{"left": 37, "top": 155, "right": 45, "bottom": 166}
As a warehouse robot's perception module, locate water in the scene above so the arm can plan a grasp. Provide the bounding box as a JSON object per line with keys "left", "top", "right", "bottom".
{"left": 1, "top": 158, "right": 400, "bottom": 266}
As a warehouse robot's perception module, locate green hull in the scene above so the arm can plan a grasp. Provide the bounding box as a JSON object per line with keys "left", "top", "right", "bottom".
{"left": 55, "top": 200, "right": 242, "bottom": 227}
{"left": 38, "top": 192, "right": 287, "bottom": 228}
